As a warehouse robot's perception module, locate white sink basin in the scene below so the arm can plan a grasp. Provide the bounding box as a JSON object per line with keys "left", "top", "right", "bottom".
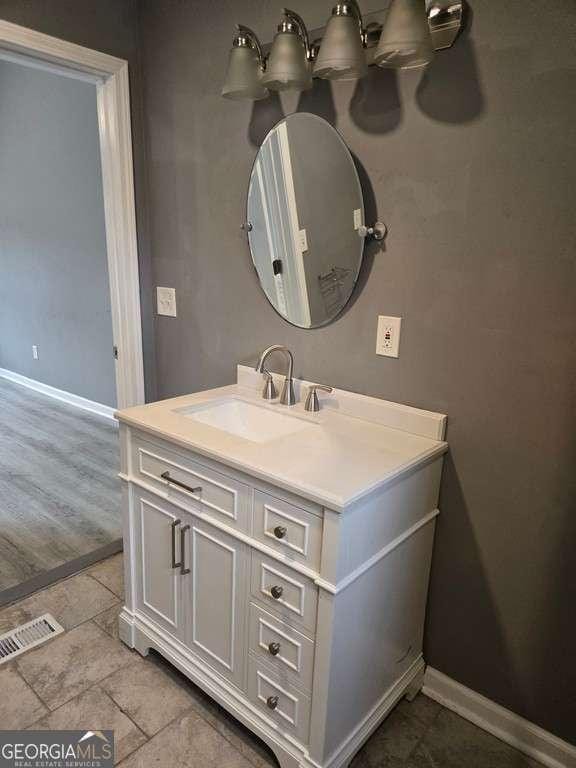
{"left": 176, "top": 398, "right": 314, "bottom": 443}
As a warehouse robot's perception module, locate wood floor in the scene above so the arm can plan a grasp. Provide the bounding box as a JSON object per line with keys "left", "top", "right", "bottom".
{"left": 0, "top": 377, "right": 120, "bottom": 598}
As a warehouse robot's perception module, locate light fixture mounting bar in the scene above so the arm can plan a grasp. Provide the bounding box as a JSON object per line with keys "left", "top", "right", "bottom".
{"left": 425, "top": 1, "right": 464, "bottom": 50}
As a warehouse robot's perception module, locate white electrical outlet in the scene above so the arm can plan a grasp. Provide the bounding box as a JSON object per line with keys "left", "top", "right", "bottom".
{"left": 376, "top": 316, "right": 402, "bottom": 358}
{"left": 156, "top": 287, "right": 177, "bottom": 317}
{"left": 32, "top": 345, "right": 39, "bottom": 360}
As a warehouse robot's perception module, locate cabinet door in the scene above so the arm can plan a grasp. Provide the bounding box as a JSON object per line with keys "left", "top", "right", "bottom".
{"left": 184, "top": 517, "right": 248, "bottom": 690}
{"left": 133, "top": 490, "right": 185, "bottom": 640}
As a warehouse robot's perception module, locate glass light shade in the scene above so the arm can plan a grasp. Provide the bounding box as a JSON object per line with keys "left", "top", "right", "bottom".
{"left": 313, "top": 14, "right": 368, "bottom": 81}
{"left": 374, "top": 0, "right": 434, "bottom": 70}
{"left": 222, "top": 46, "right": 268, "bottom": 100}
{"left": 261, "top": 31, "right": 312, "bottom": 92}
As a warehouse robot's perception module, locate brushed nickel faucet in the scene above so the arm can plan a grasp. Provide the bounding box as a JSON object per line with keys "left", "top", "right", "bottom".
{"left": 255, "top": 345, "right": 296, "bottom": 406}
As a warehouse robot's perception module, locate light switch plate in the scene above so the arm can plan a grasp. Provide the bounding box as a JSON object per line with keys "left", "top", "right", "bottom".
{"left": 376, "top": 316, "right": 402, "bottom": 358}
{"left": 157, "top": 287, "right": 177, "bottom": 317}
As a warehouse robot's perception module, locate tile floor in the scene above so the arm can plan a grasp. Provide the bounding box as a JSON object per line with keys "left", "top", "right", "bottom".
{"left": 0, "top": 553, "right": 541, "bottom": 768}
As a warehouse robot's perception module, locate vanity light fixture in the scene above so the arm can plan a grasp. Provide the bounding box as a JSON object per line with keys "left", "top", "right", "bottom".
{"left": 374, "top": 0, "right": 434, "bottom": 69}
{"left": 313, "top": 1, "right": 368, "bottom": 81}
{"left": 222, "top": 1, "right": 464, "bottom": 100}
{"left": 222, "top": 25, "right": 268, "bottom": 100}
{"left": 261, "top": 8, "right": 313, "bottom": 92}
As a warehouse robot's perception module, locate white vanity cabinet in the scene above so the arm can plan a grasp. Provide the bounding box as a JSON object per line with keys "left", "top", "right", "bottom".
{"left": 118, "top": 374, "right": 447, "bottom": 768}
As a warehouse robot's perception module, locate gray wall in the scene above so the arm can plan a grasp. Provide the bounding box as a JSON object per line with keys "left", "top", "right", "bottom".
{"left": 1, "top": 0, "right": 574, "bottom": 745}
{"left": 138, "top": 0, "right": 576, "bottom": 743}
{"left": 0, "top": 0, "right": 157, "bottom": 402}
{"left": 0, "top": 60, "right": 115, "bottom": 406}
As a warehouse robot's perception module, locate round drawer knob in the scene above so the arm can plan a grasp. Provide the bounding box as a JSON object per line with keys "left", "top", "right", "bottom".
{"left": 273, "top": 526, "right": 287, "bottom": 539}
{"left": 266, "top": 696, "right": 279, "bottom": 710}
{"left": 268, "top": 642, "right": 281, "bottom": 656}
{"left": 270, "top": 585, "right": 283, "bottom": 600}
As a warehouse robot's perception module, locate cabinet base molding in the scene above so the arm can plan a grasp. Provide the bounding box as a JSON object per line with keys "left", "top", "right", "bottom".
{"left": 423, "top": 667, "right": 576, "bottom": 768}
{"left": 119, "top": 608, "right": 425, "bottom": 768}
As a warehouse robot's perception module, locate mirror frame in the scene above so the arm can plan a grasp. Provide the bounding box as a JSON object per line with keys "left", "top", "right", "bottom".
{"left": 246, "top": 112, "right": 365, "bottom": 330}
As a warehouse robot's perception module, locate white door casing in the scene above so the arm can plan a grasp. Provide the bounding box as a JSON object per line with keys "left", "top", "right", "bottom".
{"left": 0, "top": 20, "right": 145, "bottom": 408}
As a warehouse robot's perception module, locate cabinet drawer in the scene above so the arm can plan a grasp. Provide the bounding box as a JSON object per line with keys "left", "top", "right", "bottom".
{"left": 250, "top": 552, "right": 318, "bottom": 635}
{"left": 249, "top": 603, "right": 314, "bottom": 692}
{"left": 253, "top": 491, "right": 322, "bottom": 571}
{"left": 132, "top": 435, "right": 251, "bottom": 532}
{"left": 248, "top": 655, "right": 311, "bottom": 745}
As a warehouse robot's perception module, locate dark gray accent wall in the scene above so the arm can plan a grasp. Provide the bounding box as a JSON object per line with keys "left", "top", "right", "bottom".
{"left": 0, "top": 0, "right": 156, "bottom": 402}
{"left": 137, "top": 0, "right": 576, "bottom": 743}
{"left": 0, "top": 60, "right": 115, "bottom": 406}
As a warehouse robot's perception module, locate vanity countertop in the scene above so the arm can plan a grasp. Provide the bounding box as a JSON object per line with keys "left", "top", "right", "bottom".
{"left": 116, "top": 366, "right": 448, "bottom": 511}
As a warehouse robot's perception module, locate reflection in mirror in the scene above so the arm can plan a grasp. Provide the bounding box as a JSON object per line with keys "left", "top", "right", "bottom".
{"left": 247, "top": 113, "right": 365, "bottom": 328}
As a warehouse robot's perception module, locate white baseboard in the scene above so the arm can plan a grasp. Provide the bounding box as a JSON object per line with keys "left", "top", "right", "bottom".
{"left": 0, "top": 367, "right": 116, "bottom": 422}
{"left": 423, "top": 667, "right": 576, "bottom": 768}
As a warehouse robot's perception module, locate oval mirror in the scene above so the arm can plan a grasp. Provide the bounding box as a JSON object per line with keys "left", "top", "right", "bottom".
{"left": 247, "top": 113, "right": 365, "bottom": 329}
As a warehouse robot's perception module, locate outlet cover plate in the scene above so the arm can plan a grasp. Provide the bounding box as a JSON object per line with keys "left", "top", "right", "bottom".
{"left": 376, "top": 316, "right": 402, "bottom": 358}
{"left": 157, "top": 287, "right": 177, "bottom": 317}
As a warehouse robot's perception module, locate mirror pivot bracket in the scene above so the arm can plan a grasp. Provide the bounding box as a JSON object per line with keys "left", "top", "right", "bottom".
{"left": 358, "top": 221, "right": 387, "bottom": 241}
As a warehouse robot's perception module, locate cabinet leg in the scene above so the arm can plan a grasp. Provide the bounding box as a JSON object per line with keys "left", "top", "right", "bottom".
{"left": 133, "top": 630, "right": 151, "bottom": 657}
{"left": 118, "top": 611, "right": 136, "bottom": 649}
{"left": 270, "top": 748, "right": 302, "bottom": 768}
{"left": 405, "top": 668, "right": 425, "bottom": 702}
{"left": 123, "top": 618, "right": 151, "bottom": 658}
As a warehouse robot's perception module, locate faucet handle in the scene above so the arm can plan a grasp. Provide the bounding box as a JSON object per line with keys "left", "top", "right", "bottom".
{"left": 305, "top": 384, "right": 333, "bottom": 412}
{"left": 262, "top": 369, "right": 277, "bottom": 400}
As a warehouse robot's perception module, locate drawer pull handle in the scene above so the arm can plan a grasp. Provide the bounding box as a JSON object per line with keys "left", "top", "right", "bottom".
{"left": 171, "top": 519, "right": 182, "bottom": 569}
{"left": 268, "top": 642, "right": 281, "bottom": 656}
{"left": 266, "top": 696, "right": 279, "bottom": 710}
{"left": 270, "top": 585, "right": 283, "bottom": 600}
{"left": 161, "top": 471, "right": 202, "bottom": 495}
{"left": 180, "top": 525, "right": 191, "bottom": 575}
{"left": 273, "top": 526, "right": 287, "bottom": 539}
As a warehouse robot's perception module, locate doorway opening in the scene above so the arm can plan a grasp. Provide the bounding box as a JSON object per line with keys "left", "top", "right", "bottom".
{"left": 0, "top": 21, "right": 144, "bottom": 605}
